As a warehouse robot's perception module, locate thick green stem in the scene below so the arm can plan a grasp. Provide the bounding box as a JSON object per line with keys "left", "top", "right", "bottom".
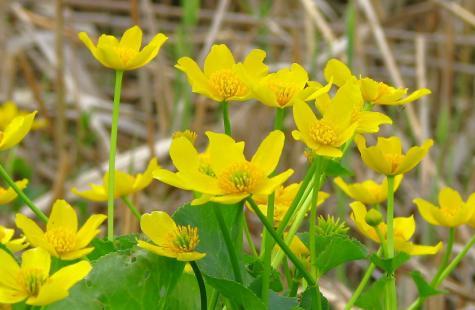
{"left": 212, "top": 204, "right": 243, "bottom": 283}
{"left": 309, "top": 157, "right": 323, "bottom": 279}
{"left": 121, "top": 197, "right": 141, "bottom": 221}
{"left": 107, "top": 70, "right": 124, "bottom": 241}
{"left": 274, "top": 108, "right": 285, "bottom": 131}
{"left": 385, "top": 175, "right": 397, "bottom": 310}
{"left": 190, "top": 261, "right": 207, "bottom": 310}
{"left": 243, "top": 216, "right": 258, "bottom": 257}
{"left": 261, "top": 193, "right": 275, "bottom": 306}
{"left": 221, "top": 101, "right": 232, "bottom": 136}
{"left": 431, "top": 227, "right": 455, "bottom": 286}
{"left": 0, "top": 163, "right": 48, "bottom": 223}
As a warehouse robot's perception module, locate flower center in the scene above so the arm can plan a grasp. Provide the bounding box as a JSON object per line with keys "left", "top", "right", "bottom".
{"left": 45, "top": 228, "right": 76, "bottom": 255}
{"left": 114, "top": 47, "right": 138, "bottom": 64}
{"left": 383, "top": 153, "right": 404, "bottom": 174}
{"left": 440, "top": 206, "right": 457, "bottom": 217}
{"left": 171, "top": 225, "right": 199, "bottom": 253}
{"left": 18, "top": 269, "right": 47, "bottom": 297}
{"left": 198, "top": 155, "right": 216, "bottom": 177}
{"left": 309, "top": 121, "right": 337, "bottom": 146}
{"left": 268, "top": 82, "right": 298, "bottom": 106}
{"left": 208, "top": 69, "right": 248, "bottom": 99}
{"left": 218, "top": 162, "right": 264, "bottom": 194}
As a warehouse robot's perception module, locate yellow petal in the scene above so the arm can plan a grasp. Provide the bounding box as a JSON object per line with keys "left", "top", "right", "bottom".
{"left": 438, "top": 187, "right": 463, "bottom": 210}
{"left": 140, "top": 211, "right": 176, "bottom": 246}
{"left": 0, "top": 179, "right": 28, "bottom": 205}
{"left": 126, "top": 33, "right": 168, "bottom": 70}
{"left": 251, "top": 130, "right": 285, "bottom": 176}
{"left": 397, "top": 241, "right": 442, "bottom": 256}
{"left": 0, "top": 287, "right": 26, "bottom": 305}
{"left": 78, "top": 32, "right": 102, "bottom": 64}
{"left": 119, "top": 25, "right": 142, "bottom": 51}
{"left": 204, "top": 44, "right": 236, "bottom": 76}
{"left": 103, "top": 170, "right": 135, "bottom": 198}
{"left": 414, "top": 198, "right": 440, "bottom": 226}
{"left": 254, "top": 169, "right": 294, "bottom": 195}
{"left": 349, "top": 201, "right": 379, "bottom": 243}
{"left": 292, "top": 100, "right": 318, "bottom": 144}
{"left": 0, "top": 111, "right": 37, "bottom": 151}
{"left": 323, "top": 59, "right": 352, "bottom": 87}
{"left": 59, "top": 247, "right": 94, "bottom": 261}
{"left": 95, "top": 46, "right": 123, "bottom": 70}
{"left": 169, "top": 137, "right": 200, "bottom": 172}
{"left": 314, "top": 145, "right": 343, "bottom": 158}
{"left": 360, "top": 78, "right": 380, "bottom": 102}
{"left": 206, "top": 131, "right": 245, "bottom": 174}
{"left": 75, "top": 214, "right": 107, "bottom": 249}
{"left": 376, "top": 136, "right": 402, "bottom": 155}
{"left": 0, "top": 249, "right": 21, "bottom": 291}
{"left": 241, "top": 49, "right": 268, "bottom": 78}
{"left": 392, "top": 88, "right": 431, "bottom": 105}
{"left": 324, "top": 81, "right": 360, "bottom": 131}
{"left": 137, "top": 240, "right": 177, "bottom": 259}
{"left": 211, "top": 194, "right": 249, "bottom": 205}
{"left": 175, "top": 57, "right": 213, "bottom": 98}
{"left": 396, "top": 139, "right": 433, "bottom": 175}
{"left": 21, "top": 248, "right": 50, "bottom": 276}
{"left": 176, "top": 252, "right": 206, "bottom": 262}
{"left": 47, "top": 200, "right": 78, "bottom": 233}
{"left": 132, "top": 158, "right": 159, "bottom": 192}
{"left": 16, "top": 214, "right": 56, "bottom": 256}
{"left": 71, "top": 184, "right": 107, "bottom": 202}
{"left": 305, "top": 78, "right": 332, "bottom": 101}
{"left": 355, "top": 111, "right": 392, "bottom": 134}
{"left": 153, "top": 169, "right": 192, "bottom": 190}
{"left": 393, "top": 216, "right": 415, "bottom": 241}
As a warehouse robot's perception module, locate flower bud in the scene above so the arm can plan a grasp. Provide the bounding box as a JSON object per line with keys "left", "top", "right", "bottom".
{"left": 365, "top": 208, "right": 383, "bottom": 227}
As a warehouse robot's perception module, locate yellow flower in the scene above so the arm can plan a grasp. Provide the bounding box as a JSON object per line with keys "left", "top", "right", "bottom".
{"left": 350, "top": 202, "right": 442, "bottom": 256}
{"left": 289, "top": 235, "right": 310, "bottom": 261}
{"left": 323, "top": 58, "right": 431, "bottom": 105}
{"left": 334, "top": 175, "right": 403, "bottom": 205}
{"left": 0, "top": 102, "right": 46, "bottom": 131}
{"left": 175, "top": 44, "right": 268, "bottom": 102}
{"left": 0, "top": 179, "right": 28, "bottom": 205}
{"left": 72, "top": 158, "right": 159, "bottom": 202}
{"left": 0, "top": 247, "right": 91, "bottom": 306}
{"left": 292, "top": 81, "right": 359, "bottom": 157}
{"left": 355, "top": 135, "right": 433, "bottom": 176}
{"left": 138, "top": 211, "right": 206, "bottom": 262}
{"left": 78, "top": 25, "right": 168, "bottom": 71}
{"left": 248, "top": 63, "right": 331, "bottom": 108}
{"left": 154, "top": 130, "right": 293, "bottom": 205}
{"left": 0, "top": 226, "right": 28, "bottom": 252}
{"left": 0, "top": 111, "right": 37, "bottom": 152}
{"left": 16, "top": 200, "right": 106, "bottom": 260}
{"left": 414, "top": 187, "right": 475, "bottom": 227}
{"left": 252, "top": 183, "right": 329, "bottom": 226}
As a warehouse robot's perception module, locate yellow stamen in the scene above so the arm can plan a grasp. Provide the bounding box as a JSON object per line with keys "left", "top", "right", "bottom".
{"left": 383, "top": 153, "right": 404, "bottom": 174}
{"left": 310, "top": 121, "right": 337, "bottom": 146}
{"left": 45, "top": 228, "right": 76, "bottom": 255}
{"left": 268, "top": 82, "right": 297, "bottom": 106}
{"left": 218, "top": 162, "right": 264, "bottom": 194}
{"left": 208, "top": 69, "right": 247, "bottom": 99}
{"left": 114, "top": 47, "right": 138, "bottom": 64}
{"left": 18, "top": 269, "right": 47, "bottom": 296}
{"left": 172, "top": 130, "right": 198, "bottom": 144}
{"left": 171, "top": 225, "right": 199, "bottom": 252}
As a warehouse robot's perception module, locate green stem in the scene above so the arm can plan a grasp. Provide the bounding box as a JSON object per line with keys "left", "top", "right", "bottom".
{"left": 107, "top": 70, "right": 124, "bottom": 241}
{"left": 209, "top": 289, "right": 219, "bottom": 310}
{"left": 243, "top": 216, "right": 258, "bottom": 257}
{"left": 346, "top": 262, "right": 376, "bottom": 309}
{"left": 274, "top": 108, "right": 285, "bottom": 131}
{"left": 190, "top": 261, "right": 207, "bottom": 310}
{"left": 385, "top": 175, "right": 397, "bottom": 310}
{"left": 221, "top": 101, "right": 232, "bottom": 136}
{"left": 431, "top": 227, "right": 455, "bottom": 286}
{"left": 0, "top": 163, "right": 48, "bottom": 223}
{"left": 121, "top": 196, "right": 141, "bottom": 221}
{"left": 261, "top": 193, "right": 275, "bottom": 306}
{"left": 212, "top": 204, "right": 243, "bottom": 283}
{"left": 309, "top": 157, "right": 323, "bottom": 279}
{"left": 288, "top": 269, "right": 301, "bottom": 297}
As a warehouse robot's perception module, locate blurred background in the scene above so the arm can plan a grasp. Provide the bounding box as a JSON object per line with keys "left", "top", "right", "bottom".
{"left": 1, "top": 0, "right": 475, "bottom": 308}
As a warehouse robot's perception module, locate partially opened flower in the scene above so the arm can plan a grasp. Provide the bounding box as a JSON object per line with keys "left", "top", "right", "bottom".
{"left": 138, "top": 211, "right": 205, "bottom": 261}
{"left": 292, "top": 81, "right": 359, "bottom": 157}
{"left": 154, "top": 130, "right": 293, "bottom": 205}
{"left": 78, "top": 25, "right": 168, "bottom": 71}
{"left": 72, "top": 158, "right": 159, "bottom": 202}
{"left": 0, "top": 225, "right": 28, "bottom": 252}
{"left": 175, "top": 44, "right": 268, "bottom": 102}
{"left": 355, "top": 135, "right": 433, "bottom": 176}
{"left": 16, "top": 200, "right": 106, "bottom": 260}
{"left": 0, "top": 102, "right": 46, "bottom": 131}
{"left": 0, "top": 111, "right": 37, "bottom": 152}
{"left": 334, "top": 175, "right": 403, "bottom": 205}
{"left": 414, "top": 187, "right": 475, "bottom": 227}
{"left": 0, "top": 179, "right": 28, "bottom": 205}
{"left": 350, "top": 202, "right": 442, "bottom": 255}
{"left": 252, "top": 183, "right": 329, "bottom": 226}
{"left": 323, "top": 58, "right": 431, "bottom": 105}
{"left": 0, "top": 247, "right": 91, "bottom": 306}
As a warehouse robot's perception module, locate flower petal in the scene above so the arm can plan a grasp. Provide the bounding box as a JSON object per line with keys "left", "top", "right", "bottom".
{"left": 175, "top": 57, "right": 213, "bottom": 98}
{"left": 119, "top": 25, "right": 142, "bottom": 51}
{"left": 126, "top": 33, "right": 168, "bottom": 70}
{"left": 137, "top": 240, "right": 177, "bottom": 259}
{"left": 254, "top": 169, "right": 294, "bottom": 195}
{"left": 21, "top": 248, "right": 50, "bottom": 276}
{"left": 414, "top": 198, "right": 440, "bottom": 226}
{"left": 251, "top": 130, "right": 285, "bottom": 176}
{"left": 176, "top": 252, "right": 206, "bottom": 262}
{"left": 140, "top": 211, "right": 176, "bottom": 246}
{"left": 396, "top": 139, "right": 433, "bottom": 175}
{"left": 0, "top": 112, "right": 37, "bottom": 151}
{"left": 204, "top": 44, "right": 236, "bottom": 76}
{"left": 16, "top": 214, "right": 56, "bottom": 256}
{"left": 0, "top": 249, "right": 21, "bottom": 291}
{"left": 75, "top": 214, "right": 107, "bottom": 249}
{"left": 323, "top": 59, "right": 352, "bottom": 86}
{"left": 47, "top": 200, "right": 78, "bottom": 233}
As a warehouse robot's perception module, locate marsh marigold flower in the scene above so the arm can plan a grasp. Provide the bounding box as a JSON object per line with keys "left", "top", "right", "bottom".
{"left": 0, "top": 248, "right": 91, "bottom": 306}
{"left": 355, "top": 135, "right": 433, "bottom": 176}
{"left": 0, "top": 179, "right": 28, "bottom": 205}
{"left": 0, "top": 111, "right": 36, "bottom": 152}
{"left": 78, "top": 25, "right": 167, "bottom": 71}
{"left": 334, "top": 175, "right": 403, "bottom": 205}
{"left": 350, "top": 202, "right": 442, "bottom": 255}
{"left": 414, "top": 187, "right": 475, "bottom": 227}
{"left": 154, "top": 130, "right": 293, "bottom": 205}
{"left": 324, "top": 58, "right": 431, "bottom": 105}
{"left": 0, "top": 225, "right": 28, "bottom": 252}
{"left": 72, "top": 158, "right": 158, "bottom": 202}
{"left": 16, "top": 200, "right": 106, "bottom": 260}
{"left": 176, "top": 44, "right": 268, "bottom": 102}
{"left": 292, "top": 81, "right": 359, "bottom": 157}
{"left": 138, "top": 211, "right": 205, "bottom": 261}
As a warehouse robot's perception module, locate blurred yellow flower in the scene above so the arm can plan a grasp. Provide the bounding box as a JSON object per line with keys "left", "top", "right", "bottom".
{"left": 154, "top": 131, "right": 293, "bottom": 205}
{"left": 252, "top": 183, "right": 329, "bottom": 226}
{"left": 334, "top": 175, "right": 403, "bottom": 205}
{"left": 0, "top": 248, "right": 91, "bottom": 306}
{"left": 16, "top": 199, "right": 106, "bottom": 260}
{"left": 0, "top": 102, "right": 47, "bottom": 131}
{"left": 355, "top": 135, "right": 433, "bottom": 176}
{"left": 414, "top": 187, "right": 475, "bottom": 227}
{"left": 350, "top": 202, "right": 442, "bottom": 256}
{"left": 0, "top": 111, "right": 37, "bottom": 152}
{"left": 324, "top": 58, "right": 431, "bottom": 105}
{"left": 292, "top": 81, "right": 359, "bottom": 157}
{"left": 138, "top": 211, "right": 206, "bottom": 262}
{"left": 78, "top": 25, "right": 168, "bottom": 71}
{"left": 72, "top": 158, "right": 159, "bottom": 202}
{"left": 0, "top": 225, "right": 28, "bottom": 252}
{"left": 175, "top": 44, "right": 268, "bottom": 102}
{"left": 289, "top": 235, "right": 310, "bottom": 261}
{"left": 0, "top": 179, "right": 28, "bottom": 205}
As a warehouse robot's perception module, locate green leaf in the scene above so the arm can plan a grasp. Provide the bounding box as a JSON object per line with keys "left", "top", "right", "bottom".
{"left": 370, "top": 252, "right": 411, "bottom": 273}
{"left": 204, "top": 275, "right": 266, "bottom": 310}
{"left": 316, "top": 235, "right": 367, "bottom": 274}
{"left": 355, "top": 277, "right": 389, "bottom": 309}
{"left": 269, "top": 292, "right": 298, "bottom": 309}
{"left": 325, "top": 160, "right": 353, "bottom": 177}
{"left": 87, "top": 234, "right": 138, "bottom": 260}
{"left": 300, "top": 286, "right": 329, "bottom": 310}
{"left": 411, "top": 271, "right": 444, "bottom": 298}
{"left": 247, "top": 257, "right": 284, "bottom": 294}
{"left": 166, "top": 272, "right": 208, "bottom": 309}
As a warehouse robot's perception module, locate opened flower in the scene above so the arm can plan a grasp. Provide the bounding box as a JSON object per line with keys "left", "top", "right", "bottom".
{"left": 334, "top": 175, "right": 403, "bottom": 205}
{"left": 0, "top": 102, "right": 46, "bottom": 131}
{"left": 0, "top": 179, "right": 28, "bottom": 205}
{"left": 138, "top": 211, "right": 205, "bottom": 261}
{"left": 16, "top": 199, "right": 106, "bottom": 260}
{"left": 154, "top": 130, "right": 293, "bottom": 205}
{"left": 355, "top": 135, "right": 433, "bottom": 176}
{"left": 324, "top": 58, "right": 431, "bottom": 105}
{"left": 0, "top": 247, "right": 91, "bottom": 306}
{"left": 175, "top": 44, "right": 268, "bottom": 102}
{"left": 350, "top": 202, "right": 442, "bottom": 255}
{"left": 292, "top": 81, "right": 359, "bottom": 157}
{"left": 414, "top": 187, "right": 475, "bottom": 227}
{"left": 252, "top": 183, "right": 329, "bottom": 226}
{"left": 0, "top": 226, "right": 28, "bottom": 252}
{"left": 0, "top": 111, "right": 36, "bottom": 152}
{"left": 72, "top": 158, "right": 158, "bottom": 202}
{"left": 78, "top": 25, "right": 168, "bottom": 71}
